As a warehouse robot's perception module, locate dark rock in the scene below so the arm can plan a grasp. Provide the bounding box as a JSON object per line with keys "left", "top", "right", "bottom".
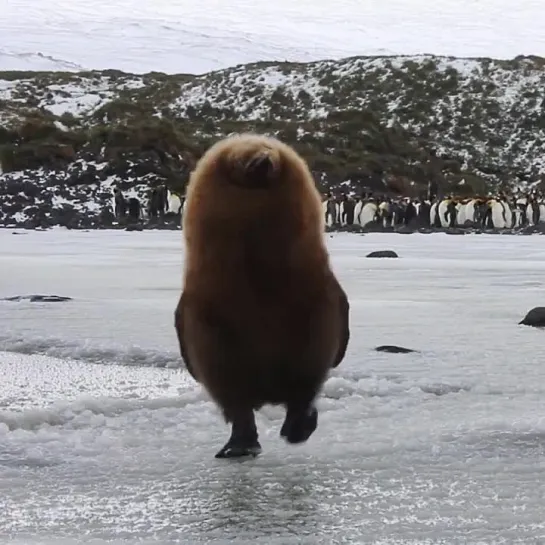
{"left": 147, "top": 222, "right": 180, "bottom": 230}
{"left": 336, "top": 224, "right": 366, "bottom": 233}
{"left": 366, "top": 250, "right": 398, "bottom": 258}
{"left": 374, "top": 345, "right": 417, "bottom": 354}
{"left": 364, "top": 223, "right": 386, "bottom": 233}
{"left": 394, "top": 225, "right": 415, "bottom": 234}
{"left": 2, "top": 295, "right": 72, "bottom": 303}
{"left": 519, "top": 307, "right": 545, "bottom": 328}
{"left": 97, "top": 208, "right": 116, "bottom": 227}
{"left": 125, "top": 224, "right": 144, "bottom": 231}
{"left": 519, "top": 225, "right": 540, "bottom": 235}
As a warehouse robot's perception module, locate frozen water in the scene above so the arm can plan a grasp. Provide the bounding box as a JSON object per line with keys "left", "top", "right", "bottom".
{"left": 2, "top": 0, "right": 545, "bottom": 74}
{"left": 1, "top": 228, "right": 545, "bottom": 544}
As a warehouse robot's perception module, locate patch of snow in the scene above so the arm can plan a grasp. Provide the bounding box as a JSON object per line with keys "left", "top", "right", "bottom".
{"left": 40, "top": 81, "right": 114, "bottom": 117}
{"left": 53, "top": 120, "right": 69, "bottom": 132}
{"left": 51, "top": 194, "right": 73, "bottom": 207}
{"left": 0, "top": 79, "right": 16, "bottom": 101}
{"left": 11, "top": 211, "right": 27, "bottom": 223}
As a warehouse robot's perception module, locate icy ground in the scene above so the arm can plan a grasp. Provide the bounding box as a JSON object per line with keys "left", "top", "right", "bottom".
{"left": 2, "top": 0, "right": 545, "bottom": 73}
{"left": 1, "top": 229, "right": 545, "bottom": 544}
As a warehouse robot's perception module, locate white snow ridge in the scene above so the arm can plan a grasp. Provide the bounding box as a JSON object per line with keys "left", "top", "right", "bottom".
{"left": 2, "top": 0, "right": 545, "bottom": 73}
{"left": 1, "top": 229, "right": 545, "bottom": 544}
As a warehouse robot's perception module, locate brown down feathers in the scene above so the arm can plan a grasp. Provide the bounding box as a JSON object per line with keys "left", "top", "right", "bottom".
{"left": 174, "top": 133, "right": 350, "bottom": 421}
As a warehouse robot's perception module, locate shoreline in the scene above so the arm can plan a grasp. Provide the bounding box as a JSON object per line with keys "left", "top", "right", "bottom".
{"left": 2, "top": 224, "right": 545, "bottom": 236}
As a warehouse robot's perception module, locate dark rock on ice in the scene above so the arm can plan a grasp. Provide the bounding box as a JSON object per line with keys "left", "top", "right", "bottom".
{"left": 445, "top": 228, "right": 465, "bottom": 235}
{"left": 394, "top": 225, "right": 415, "bottom": 234}
{"left": 125, "top": 224, "right": 144, "bottom": 231}
{"left": 518, "top": 225, "right": 542, "bottom": 235}
{"left": 366, "top": 250, "right": 398, "bottom": 258}
{"left": 519, "top": 307, "right": 545, "bottom": 328}
{"left": 2, "top": 295, "right": 73, "bottom": 303}
{"left": 335, "top": 224, "right": 366, "bottom": 234}
{"left": 374, "top": 345, "right": 417, "bottom": 354}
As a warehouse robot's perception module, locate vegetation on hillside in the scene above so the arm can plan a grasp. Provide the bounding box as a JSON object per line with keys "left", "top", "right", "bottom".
{"left": 1, "top": 54, "right": 545, "bottom": 196}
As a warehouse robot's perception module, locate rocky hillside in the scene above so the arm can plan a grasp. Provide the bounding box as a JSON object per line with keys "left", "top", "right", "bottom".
{"left": 1, "top": 54, "right": 545, "bottom": 227}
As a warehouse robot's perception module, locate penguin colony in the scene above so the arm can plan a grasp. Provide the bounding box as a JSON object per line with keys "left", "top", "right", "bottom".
{"left": 323, "top": 193, "right": 545, "bottom": 230}
{"left": 112, "top": 187, "right": 545, "bottom": 232}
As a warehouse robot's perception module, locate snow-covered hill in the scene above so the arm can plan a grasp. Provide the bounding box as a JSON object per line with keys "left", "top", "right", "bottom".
{"left": 2, "top": 54, "right": 545, "bottom": 228}
{"left": 2, "top": 0, "right": 545, "bottom": 74}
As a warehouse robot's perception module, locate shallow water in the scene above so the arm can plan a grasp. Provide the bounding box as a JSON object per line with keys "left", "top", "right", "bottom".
{"left": 1, "top": 229, "right": 545, "bottom": 544}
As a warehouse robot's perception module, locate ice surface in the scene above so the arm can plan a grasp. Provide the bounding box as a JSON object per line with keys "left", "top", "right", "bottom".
{"left": 1, "top": 229, "right": 545, "bottom": 544}
{"left": 2, "top": 0, "right": 545, "bottom": 74}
